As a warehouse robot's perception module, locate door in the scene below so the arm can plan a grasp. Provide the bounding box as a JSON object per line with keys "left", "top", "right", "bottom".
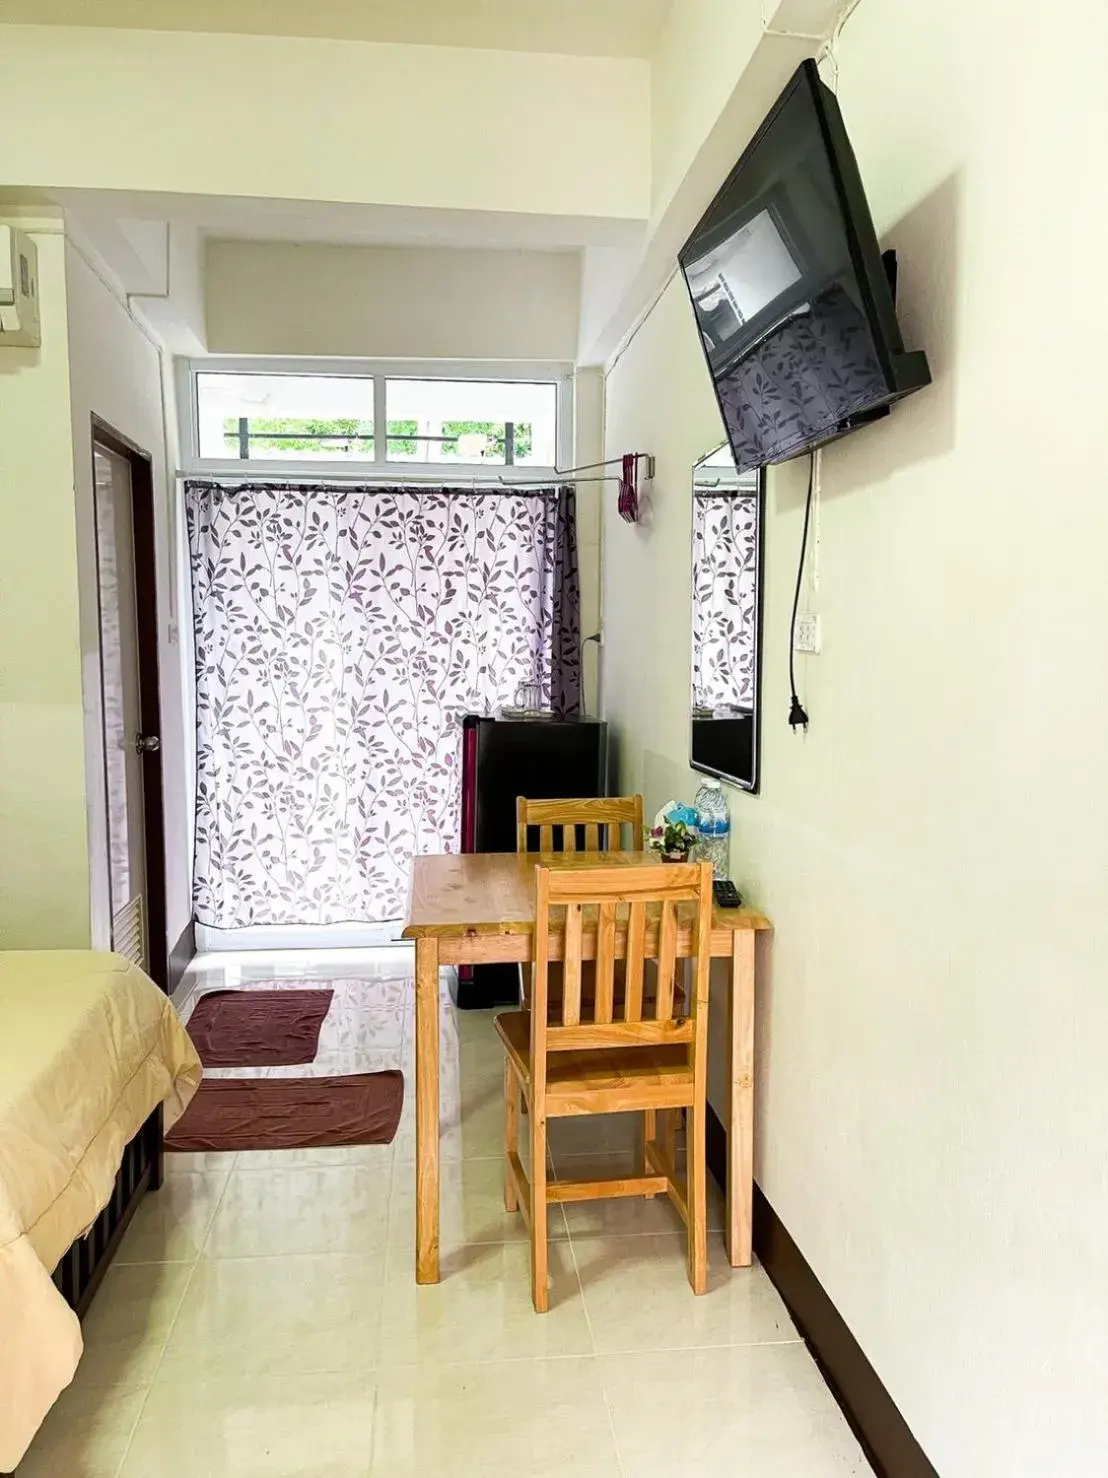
{"left": 92, "top": 429, "right": 168, "bottom": 986}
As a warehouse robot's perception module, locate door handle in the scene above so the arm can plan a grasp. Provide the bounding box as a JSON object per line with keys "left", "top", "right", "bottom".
{"left": 134, "top": 733, "right": 161, "bottom": 755}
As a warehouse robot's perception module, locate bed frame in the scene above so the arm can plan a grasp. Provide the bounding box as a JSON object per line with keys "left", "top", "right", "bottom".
{"left": 51, "top": 1108, "right": 164, "bottom": 1319}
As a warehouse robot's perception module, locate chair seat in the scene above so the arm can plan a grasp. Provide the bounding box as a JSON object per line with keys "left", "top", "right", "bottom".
{"left": 495, "top": 1010, "right": 694, "bottom": 1116}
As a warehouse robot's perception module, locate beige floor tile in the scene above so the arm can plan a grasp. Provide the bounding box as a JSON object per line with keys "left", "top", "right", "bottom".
{"left": 318, "top": 1002, "right": 406, "bottom": 1051}
{"left": 203, "top": 1164, "right": 393, "bottom": 1258}
{"left": 234, "top": 1143, "right": 396, "bottom": 1172}
{"left": 113, "top": 1170, "right": 231, "bottom": 1264}
{"left": 426, "top": 1002, "right": 501, "bottom": 1047}
{"left": 119, "top": 1372, "right": 375, "bottom": 1478}
{"left": 449, "top": 1026, "right": 511, "bottom": 1076}
{"left": 388, "top": 1155, "right": 567, "bottom": 1259}
{"left": 322, "top": 1012, "right": 406, "bottom": 1053}
{"left": 572, "top": 1235, "right": 798, "bottom": 1355}
{"left": 266, "top": 1047, "right": 403, "bottom": 1079}
{"left": 158, "top": 1254, "right": 384, "bottom": 1380}
{"left": 71, "top": 1261, "right": 196, "bottom": 1395}
{"left": 390, "top": 1074, "right": 505, "bottom": 1163}
{"left": 14, "top": 1384, "right": 146, "bottom": 1478}
{"left": 547, "top": 1111, "right": 641, "bottom": 1160}
{"left": 96, "top": 951, "right": 866, "bottom": 1478}
{"left": 163, "top": 1150, "right": 239, "bottom": 1177}
{"left": 370, "top": 1358, "right": 620, "bottom": 1478}
{"left": 379, "top": 1239, "right": 593, "bottom": 1366}
{"left": 601, "top": 1344, "right": 870, "bottom": 1477}
{"left": 555, "top": 1148, "right": 725, "bottom": 1239}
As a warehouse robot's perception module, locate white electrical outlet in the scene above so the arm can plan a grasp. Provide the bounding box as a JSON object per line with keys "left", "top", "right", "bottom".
{"left": 794, "top": 613, "right": 822, "bottom": 655}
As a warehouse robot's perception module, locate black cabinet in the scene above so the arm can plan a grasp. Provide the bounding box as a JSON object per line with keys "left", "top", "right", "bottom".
{"left": 455, "top": 715, "right": 608, "bottom": 1009}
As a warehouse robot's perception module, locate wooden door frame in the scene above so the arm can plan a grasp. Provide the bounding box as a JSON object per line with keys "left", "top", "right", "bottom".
{"left": 90, "top": 416, "right": 169, "bottom": 991}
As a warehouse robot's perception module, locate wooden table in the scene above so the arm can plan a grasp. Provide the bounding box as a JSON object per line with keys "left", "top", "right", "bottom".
{"left": 402, "top": 850, "right": 772, "bottom": 1285}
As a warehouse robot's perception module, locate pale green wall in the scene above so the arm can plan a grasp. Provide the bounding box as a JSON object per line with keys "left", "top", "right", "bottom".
{"left": 0, "top": 224, "right": 90, "bottom": 948}
{"left": 602, "top": 2, "right": 1108, "bottom": 1472}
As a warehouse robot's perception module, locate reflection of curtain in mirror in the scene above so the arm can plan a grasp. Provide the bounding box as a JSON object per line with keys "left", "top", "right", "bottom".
{"left": 691, "top": 494, "right": 758, "bottom": 713}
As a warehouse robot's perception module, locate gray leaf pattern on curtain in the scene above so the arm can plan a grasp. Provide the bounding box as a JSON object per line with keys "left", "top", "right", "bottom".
{"left": 185, "top": 482, "right": 580, "bottom": 928}
{"left": 691, "top": 492, "right": 758, "bottom": 712}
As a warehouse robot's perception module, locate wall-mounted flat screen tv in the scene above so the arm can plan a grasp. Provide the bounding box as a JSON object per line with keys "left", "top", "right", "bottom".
{"left": 679, "top": 60, "right": 931, "bottom": 473}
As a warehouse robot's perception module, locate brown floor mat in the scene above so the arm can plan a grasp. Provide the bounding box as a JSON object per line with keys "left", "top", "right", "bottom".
{"left": 186, "top": 989, "right": 334, "bottom": 1067}
{"left": 165, "top": 1073, "right": 404, "bottom": 1152}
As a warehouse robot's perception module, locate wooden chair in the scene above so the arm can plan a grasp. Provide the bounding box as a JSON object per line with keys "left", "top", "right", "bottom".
{"left": 516, "top": 795, "right": 645, "bottom": 1009}
{"left": 495, "top": 859, "right": 714, "bottom": 1312}
{"left": 515, "top": 794, "right": 645, "bottom": 856}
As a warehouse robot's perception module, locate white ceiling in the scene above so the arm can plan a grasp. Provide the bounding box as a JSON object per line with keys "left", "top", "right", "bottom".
{"left": 6, "top": 0, "right": 673, "bottom": 59}
{"left": 32, "top": 187, "right": 646, "bottom": 354}
{"left": 46, "top": 189, "right": 645, "bottom": 279}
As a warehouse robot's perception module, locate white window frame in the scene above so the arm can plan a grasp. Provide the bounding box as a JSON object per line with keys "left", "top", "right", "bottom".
{"left": 177, "top": 357, "right": 574, "bottom": 483}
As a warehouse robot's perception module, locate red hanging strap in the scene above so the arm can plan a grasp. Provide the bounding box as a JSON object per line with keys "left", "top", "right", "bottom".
{"left": 617, "top": 452, "right": 639, "bottom": 524}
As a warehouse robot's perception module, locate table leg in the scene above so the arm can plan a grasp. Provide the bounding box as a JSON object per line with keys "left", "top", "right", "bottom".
{"left": 728, "top": 929, "right": 755, "bottom": 1267}
{"left": 415, "top": 935, "right": 441, "bottom": 1284}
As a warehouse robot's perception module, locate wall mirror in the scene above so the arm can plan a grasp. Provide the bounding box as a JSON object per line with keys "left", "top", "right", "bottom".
{"left": 691, "top": 443, "right": 764, "bottom": 792}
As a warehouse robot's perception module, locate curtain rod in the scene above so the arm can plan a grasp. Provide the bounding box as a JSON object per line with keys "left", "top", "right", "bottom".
{"left": 552, "top": 452, "right": 655, "bottom": 479}
{"left": 177, "top": 472, "right": 569, "bottom": 496}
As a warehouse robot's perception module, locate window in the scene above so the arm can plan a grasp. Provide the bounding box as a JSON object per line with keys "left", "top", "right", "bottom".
{"left": 196, "top": 373, "right": 374, "bottom": 461}
{"left": 184, "top": 362, "right": 569, "bottom": 477}
{"left": 385, "top": 379, "right": 557, "bottom": 467}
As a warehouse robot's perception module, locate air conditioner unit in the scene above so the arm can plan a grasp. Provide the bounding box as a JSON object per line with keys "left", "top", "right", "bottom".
{"left": 0, "top": 226, "right": 41, "bottom": 348}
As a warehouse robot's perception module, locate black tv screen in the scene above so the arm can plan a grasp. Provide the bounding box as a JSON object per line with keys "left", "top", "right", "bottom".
{"left": 679, "top": 60, "right": 930, "bottom": 473}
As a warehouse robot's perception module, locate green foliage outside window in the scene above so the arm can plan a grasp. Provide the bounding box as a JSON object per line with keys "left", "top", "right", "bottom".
{"left": 388, "top": 420, "right": 534, "bottom": 461}
{"left": 439, "top": 421, "right": 534, "bottom": 460}
{"left": 224, "top": 416, "right": 535, "bottom": 461}
{"left": 386, "top": 419, "right": 419, "bottom": 455}
{"left": 223, "top": 417, "right": 374, "bottom": 455}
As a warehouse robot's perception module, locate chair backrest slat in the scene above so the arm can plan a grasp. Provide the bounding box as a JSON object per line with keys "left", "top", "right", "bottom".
{"left": 531, "top": 867, "right": 551, "bottom": 1098}
{"left": 530, "top": 861, "right": 713, "bottom": 1052}
{"left": 562, "top": 903, "right": 584, "bottom": 1025}
{"left": 594, "top": 901, "right": 617, "bottom": 1024}
{"left": 516, "top": 795, "right": 645, "bottom": 856}
{"left": 624, "top": 900, "right": 646, "bottom": 1023}
{"left": 655, "top": 900, "right": 678, "bottom": 1021}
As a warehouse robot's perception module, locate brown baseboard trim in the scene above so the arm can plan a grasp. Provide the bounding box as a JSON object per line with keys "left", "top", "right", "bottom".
{"left": 167, "top": 919, "right": 196, "bottom": 997}
{"left": 706, "top": 1103, "right": 939, "bottom": 1478}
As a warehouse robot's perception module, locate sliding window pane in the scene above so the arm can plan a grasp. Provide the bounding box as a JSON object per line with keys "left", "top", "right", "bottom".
{"left": 385, "top": 379, "right": 557, "bottom": 466}
{"left": 196, "top": 373, "right": 374, "bottom": 460}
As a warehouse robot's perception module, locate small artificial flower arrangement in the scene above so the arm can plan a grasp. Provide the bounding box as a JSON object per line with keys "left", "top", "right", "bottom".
{"left": 646, "top": 803, "right": 699, "bottom": 862}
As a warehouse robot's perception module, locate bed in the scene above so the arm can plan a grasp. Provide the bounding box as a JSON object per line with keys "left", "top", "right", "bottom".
{"left": 0, "top": 951, "right": 201, "bottom": 1472}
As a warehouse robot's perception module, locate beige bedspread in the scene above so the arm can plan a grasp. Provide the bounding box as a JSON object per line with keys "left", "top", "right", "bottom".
{"left": 0, "top": 951, "right": 201, "bottom": 1471}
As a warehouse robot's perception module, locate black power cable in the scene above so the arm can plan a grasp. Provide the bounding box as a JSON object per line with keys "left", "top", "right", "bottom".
{"left": 787, "top": 453, "right": 816, "bottom": 731}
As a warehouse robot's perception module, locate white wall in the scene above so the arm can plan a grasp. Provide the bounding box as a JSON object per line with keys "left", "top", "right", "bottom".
{"left": 579, "top": 1, "right": 828, "bottom": 367}
{"left": 206, "top": 241, "right": 581, "bottom": 362}
{"left": 0, "top": 222, "right": 90, "bottom": 947}
{"left": 601, "top": 3, "right": 1108, "bottom": 1473}
{"left": 65, "top": 243, "right": 192, "bottom": 956}
{"left": 649, "top": 0, "right": 764, "bottom": 214}
{"left": 0, "top": 25, "right": 650, "bottom": 223}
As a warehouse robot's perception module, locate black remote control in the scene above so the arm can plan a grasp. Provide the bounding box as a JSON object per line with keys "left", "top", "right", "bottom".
{"left": 713, "top": 880, "right": 742, "bottom": 908}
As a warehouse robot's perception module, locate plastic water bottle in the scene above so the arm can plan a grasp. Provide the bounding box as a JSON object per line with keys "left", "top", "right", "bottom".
{"left": 694, "top": 777, "right": 731, "bottom": 879}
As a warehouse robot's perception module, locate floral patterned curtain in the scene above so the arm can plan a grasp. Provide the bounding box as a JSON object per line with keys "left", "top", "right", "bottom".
{"left": 691, "top": 491, "right": 758, "bottom": 712}
{"left": 185, "top": 481, "right": 580, "bottom": 928}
